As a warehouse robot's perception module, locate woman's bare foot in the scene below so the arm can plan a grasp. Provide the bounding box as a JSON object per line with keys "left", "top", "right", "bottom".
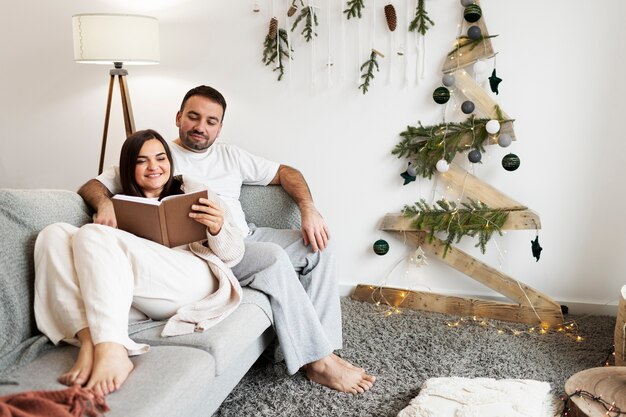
{"left": 85, "top": 342, "right": 134, "bottom": 396}
{"left": 58, "top": 328, "right": 94, "bottom": 386}
{"left": 305, "top": 355, "right": 375, "bottom": 394}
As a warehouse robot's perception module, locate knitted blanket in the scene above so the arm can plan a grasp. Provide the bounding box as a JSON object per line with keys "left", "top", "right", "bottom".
{"left": 0, "top": 385, "right": 109, "bottom": 417}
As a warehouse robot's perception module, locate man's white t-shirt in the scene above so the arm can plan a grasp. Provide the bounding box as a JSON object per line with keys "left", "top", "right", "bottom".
{"left": 97, "top": 142, "right": 280, "bottom": 235}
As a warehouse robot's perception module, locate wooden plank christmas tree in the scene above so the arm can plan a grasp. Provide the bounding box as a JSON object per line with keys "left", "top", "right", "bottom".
{"left": 353, "top": 0, "right": 563, "bottom": 327}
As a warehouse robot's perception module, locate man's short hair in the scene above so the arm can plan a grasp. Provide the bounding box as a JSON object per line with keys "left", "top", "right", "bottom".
{"left": 179, "top": 85, "right": 227, "bottom": 121}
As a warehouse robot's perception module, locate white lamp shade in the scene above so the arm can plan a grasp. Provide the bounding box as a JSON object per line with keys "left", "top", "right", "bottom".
{"left": 72, "top": 13, "right": 159, "bottom": 65}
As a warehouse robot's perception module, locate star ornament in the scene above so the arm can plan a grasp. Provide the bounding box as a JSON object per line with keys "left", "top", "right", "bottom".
{"left": 400, "top": 170, "right": 417, "bottom": 185}
{"left": 489, "top": 69, "right": 502, "bottom": 95}
{"left": 531, "top": 235, "right": 543, "bottom": 262}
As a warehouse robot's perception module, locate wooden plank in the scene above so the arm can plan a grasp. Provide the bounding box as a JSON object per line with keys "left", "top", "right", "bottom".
{"left": 442, "top": 0, "right": 495, "bottom": 73}
{"left": 399, "top": 232, "right": 560, "bottom": 315}
{"left": 438, "top": 163, "right": 528, "bottom": 209}
{"left": 452, "top": 69, "right": 513, "bottom": 123}
{"left": 614, "top": 286, "right": 626, "bottom": 366}
{"left": 564, "top": 367, "right": 626, "bottom": 417}
{"left": 380, "top": 210, "right": 540, "bottom": 232}
{"left": 352, "top": 285, "right": 562, "bottom": 326}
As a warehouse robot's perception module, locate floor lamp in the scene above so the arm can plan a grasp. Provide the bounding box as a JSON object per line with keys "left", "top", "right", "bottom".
{"left": 72, "top": 13, "right": 160, "bottom": 174}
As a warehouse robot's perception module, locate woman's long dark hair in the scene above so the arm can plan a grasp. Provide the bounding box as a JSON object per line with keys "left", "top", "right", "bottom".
{"left": 119, "top": 129, "right": 183, "bottom": 200}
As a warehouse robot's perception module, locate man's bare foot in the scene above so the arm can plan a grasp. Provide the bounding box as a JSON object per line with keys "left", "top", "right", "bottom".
{"left": 332, "top": 354, "right": 364, "bottom": 372}
{"left": 305, "top": 355, "right": 375, "bottom": 394}
{"left": 59, "top": 328, "right": 94, "bottom": 386}
{"left": 85, "top": 342, "right": 134, "bottom": 396}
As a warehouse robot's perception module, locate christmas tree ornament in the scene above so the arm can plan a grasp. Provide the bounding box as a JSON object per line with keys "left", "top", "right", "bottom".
{"left": 291, "top": 6, "right": 319, "bottom": 42}
{"left": 463, "top": 4, "right": 482, "bottom": 23}
{"left": 467, "top": 25, "right": 481, "bottom": 40}
{"left": 409, "top": 0, "right": 435, "bottom": 36}
{"left": 268, "top": 17, "right": 278, "bottom": 39}
{"left": 435, "top": 159, "right": 449, "bottom": 173}
{"left": 442, "top": 74, "right": 455, "bottom": 87}
{"left": 531, "top": 235, "right": 542, "bottom": 262}
{"left": 359, "top": 49, "right": 384, "bottom": 94}
{"left": 489, "top": 69, "right": 503, "bottom": 94}
{"left": 410, "top": 246, "right": 429, "bottom": 267}
{"left": 461, "top": 100, "right": 475, "bottom": 114}
{"left": 473, "top": 60, "right": 488, "bottom": 74}
{"left": 468, "top": 149, "right": 482, "bottom": 163}
{"left": 432, "top": 86, "right": 451, "bottom": 104}
{"left": 401, "top": 164, "right": 417, "bottom": 185}
{"left": 253, "top": 2, "right": 261, "bottom": 12}
{"left": 373, "top": 239, "right": 390, "bottom": 255}
{"left": 502, "top": 153, "right": 520, "bottom": 171}
{"left": 384, "top": 4, "right": 397, "bottom": 32}
{"left": 460, "top": 0, "right": 474, "bottom": 6}
{"left": 287, "top": 3, "right": 298, "bottom": 17}
{"left": 344, "top": 0, "right": 365, "bottom": 19}
{"left": 485, "top": 119, "right": 500, "bottom": 134}
{"left": 498, "top": 133, "right": 512, "bottom": 147}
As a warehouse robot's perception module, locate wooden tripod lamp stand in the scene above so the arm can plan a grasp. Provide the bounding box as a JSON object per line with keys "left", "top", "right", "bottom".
{"left": 71, "top": 13, "right": 160, "bottom": 174}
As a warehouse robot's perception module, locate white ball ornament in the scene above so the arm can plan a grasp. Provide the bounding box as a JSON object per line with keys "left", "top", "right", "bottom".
{"left": 473, "top": 60, "right": 488, "bottom": 74}
{"left": 435, "top": 159, "right": 449, "bottom": 173}
{"left": 485, "top": 119, "right": 501, "bottom": 134}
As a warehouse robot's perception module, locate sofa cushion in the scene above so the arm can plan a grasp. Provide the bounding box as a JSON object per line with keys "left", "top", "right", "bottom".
{"left": 0, "top": 190, "right": 91, "bottom": 378}
{"left": 240, "top": 185, "right": 301, "bottom": 230}
{"left": 0, "top": 345, "right": 216, "bottom": 417}
{"left": 129, "top": 287, "right": 273, "bottom": 375}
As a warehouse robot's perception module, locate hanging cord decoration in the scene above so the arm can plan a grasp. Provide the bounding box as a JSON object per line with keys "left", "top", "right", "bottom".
{"left": 359, "top": 49, "right": 384, "bottom": 94}
{"left": 384, "top": 4, "right": 397, "bottom": 84}
{"left": 344, "top": 0, "right": 365, "bottom": 19}
{"left": 262, "top": 17, "right": 293, "bottom": 81}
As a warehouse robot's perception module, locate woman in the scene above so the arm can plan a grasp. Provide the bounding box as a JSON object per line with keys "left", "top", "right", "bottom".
{"left": 34, "top": 130, "right": 244, "bottom": 396}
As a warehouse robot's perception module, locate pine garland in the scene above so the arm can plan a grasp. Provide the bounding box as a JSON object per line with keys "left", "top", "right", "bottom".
{"left": 291, "top": 6, "right": 319, "bottom": 42}
{"left": 359, "top": 49, "right": 383, "bottom": 94}
{"left": 344, "top": 0, "right": 365, "bottom": 19}
{"left": 392, "top": 108, "right": 513, "bottom": 179}
{"left": 403, "top": 198, "right": 524, "bottom": 257}
{"left": 448, "top": 35, "right": 499, "bottom": 56}
{"left": 409, "top": 0, "right": 434, "bottom": 35}
{"left": 262, "top": 28, "right": 292, "bottom": 81}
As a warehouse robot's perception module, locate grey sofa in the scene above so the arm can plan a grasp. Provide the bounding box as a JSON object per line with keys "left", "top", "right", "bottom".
{"left": 0, "top": 185, "right": 300, "bottom": 416}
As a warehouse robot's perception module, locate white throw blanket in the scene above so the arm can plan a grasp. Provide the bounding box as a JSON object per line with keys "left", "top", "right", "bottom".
{"left": 397, "top": 377, "right": 557, "bottom": 417}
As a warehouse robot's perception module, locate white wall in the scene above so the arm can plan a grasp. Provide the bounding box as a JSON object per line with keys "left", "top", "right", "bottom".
{"left": 2, "top": 0, "right": 625, "bottom": 311}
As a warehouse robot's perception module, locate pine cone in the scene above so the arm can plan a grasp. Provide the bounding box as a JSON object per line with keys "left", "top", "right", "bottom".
{"left": 287, "top": 4, "right": 298, "bottom": 17}
{"left": 384, "top": 4, "right": 397, "bottom": 32}
{"left": 268, "top": 17, "right": 278, "bottom": 38}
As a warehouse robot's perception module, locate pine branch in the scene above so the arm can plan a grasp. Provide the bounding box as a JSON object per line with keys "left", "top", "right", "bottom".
{"left": 344, "top": 0, "right": 365, "bottom": 19}
{"left": 291, "top": 6, "right": 319, "bottom": 42}
{"left": 392, "top": 109, "right": 514, "bottom": 179}
{"left": 358, "top": 49, "right": 382, "bottom": 94}
{"left": 403, "top": 198, "right": 524, "bottom": 257}
{"left": 447, "top": 35, "right": 499, "bottom": 56}
{"left": 262, "top": 28, "right": 293, "bottom": 81}
{"left": 408, "top": 0, "right": 434, "bottom": 36}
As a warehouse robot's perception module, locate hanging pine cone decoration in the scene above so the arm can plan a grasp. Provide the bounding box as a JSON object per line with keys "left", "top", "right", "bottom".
{"left": 463, "top": 4, "right": 482, "bottom": 22}
{"left": 384, "top": 4, "right": 397, "bottom": 32}
{"left": 287, "top": 4, "right": 298, "bottom": 17}
{"left": 268, "top": 17, "right": 278, "bottom": 38}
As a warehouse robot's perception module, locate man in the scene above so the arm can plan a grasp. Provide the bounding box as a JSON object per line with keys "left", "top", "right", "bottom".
{"left": 78, "top": 85, "right": 375, "bottom": 394}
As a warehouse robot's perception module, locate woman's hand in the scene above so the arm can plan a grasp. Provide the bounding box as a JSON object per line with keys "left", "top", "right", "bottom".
{"left": 189, "top": 198, "right": 224, "bottom": 236}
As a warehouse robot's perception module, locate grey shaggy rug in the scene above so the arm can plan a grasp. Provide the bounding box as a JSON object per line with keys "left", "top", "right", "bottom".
{"left": 214, "top": 297, "right": 615, "bottom": 417}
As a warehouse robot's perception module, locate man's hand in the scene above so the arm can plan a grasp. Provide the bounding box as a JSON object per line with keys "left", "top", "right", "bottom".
{"left": 190, "top": 198, "right": 224, "bottom": 236}
{"left": 301, "top": 206, "right": 330, "bottom": 252}
{"left": 92, "top": 200, "right": 118, "bottom": 227}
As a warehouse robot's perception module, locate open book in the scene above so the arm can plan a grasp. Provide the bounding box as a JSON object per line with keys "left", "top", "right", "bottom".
{"left": 112, "top": 189, "right": 209, "bottom": 247}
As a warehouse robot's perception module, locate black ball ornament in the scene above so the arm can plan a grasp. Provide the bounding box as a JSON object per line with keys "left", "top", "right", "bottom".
{"left": 502, "top": 153, "right": 520, "bottom": 171}
{"left": 467, "top": 25, "right": 481, "bottom": 40}
{"left": 433, "top": 87, "right": 451, "bottom": 104}
{"left": 468, "top": 149, "right": 482, "bottom": 163}
{"left": 464, "top": 4, "right": 482, "bottom": 23}
{"left": 373, "top": 239, "right": 390, "bottom": 256}
{"left": 461, "top": 100, "right": 475, "bottom": 114}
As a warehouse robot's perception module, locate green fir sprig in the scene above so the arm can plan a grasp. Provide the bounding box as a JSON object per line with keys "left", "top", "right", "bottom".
{"left": 392, "top": 108, "right": 512, "bottom": 178}
{"left": 403, "top": 198, "right": 524, "bottom": 257}
{"left": 344, "top": 0, "right": 365, "bottom": 19}
{"left": 448, "top": 35, "right": 499, "bottom": 56}
{"left": 359, "top": 49, "right": 383, "bottom": 94}
{"left": 291, "top": 6, "right": 319, "bottom": 42}
{"left": 262, "top": 28, "right": 293, "bottom": 81}
{"left": 409, "top": 0, "right": 434, "bottom": 35}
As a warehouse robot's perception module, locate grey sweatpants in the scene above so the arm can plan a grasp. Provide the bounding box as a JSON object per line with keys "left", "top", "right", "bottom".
{"left": 231, "top": 225, "right": 342, "bottom": 375}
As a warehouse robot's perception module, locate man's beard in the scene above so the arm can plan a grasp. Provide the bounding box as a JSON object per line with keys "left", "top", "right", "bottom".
{"left": 181, "top": 130, "right": 211, "bottom": 151}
